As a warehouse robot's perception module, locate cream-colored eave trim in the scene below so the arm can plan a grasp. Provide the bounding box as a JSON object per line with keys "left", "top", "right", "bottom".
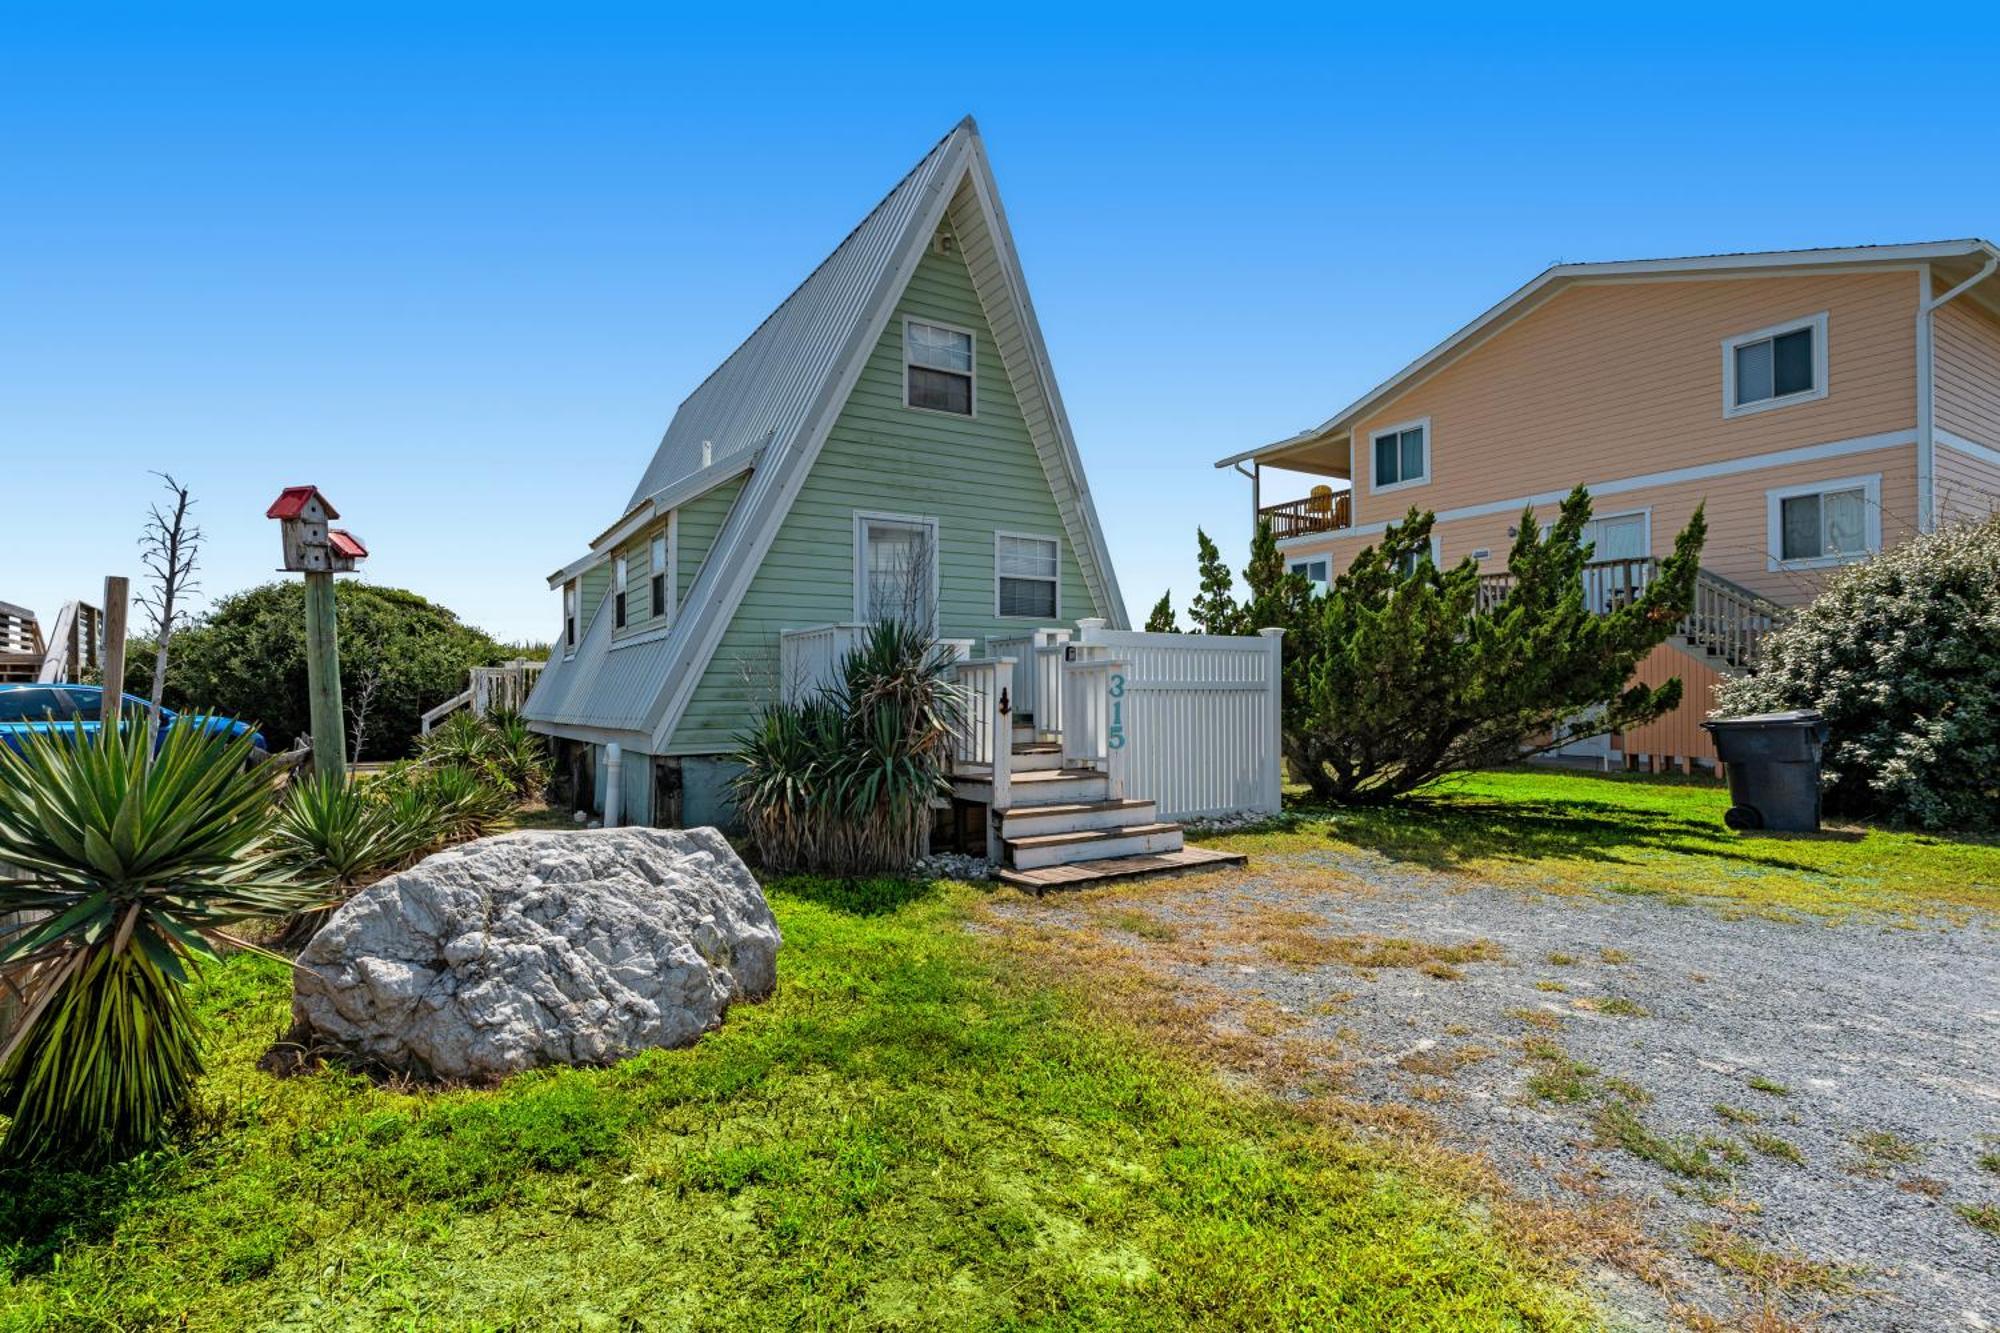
{"left": 546, "top": 449, "right": 762, "bottom": 587}
{"left": 1214, "top": 239, "right": 2000, "bottom": 471}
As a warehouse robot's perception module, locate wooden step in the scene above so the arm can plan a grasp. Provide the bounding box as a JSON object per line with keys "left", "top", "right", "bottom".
{"left": 1005, "top": 821, "right": 1183, "bottom": 870}
{"left": 996, "top": 797, "right": 1156, "bottom": 839}
{"left": 1010, "top": 743, "right": 1067, "bottom": 772}
{"left": 954, "top": 767, "right": 1107, "bottom": 806}
{"left": 995, "top": 845, "right": 1249, "bottom": 892}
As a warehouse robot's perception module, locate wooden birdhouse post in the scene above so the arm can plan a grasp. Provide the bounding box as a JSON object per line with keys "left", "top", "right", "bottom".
{"left": 266, "top": 486, "right": 368, "bottom": 781}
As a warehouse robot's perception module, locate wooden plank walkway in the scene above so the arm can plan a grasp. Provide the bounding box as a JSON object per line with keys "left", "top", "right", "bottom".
{"left": 994, "top": 844, "right": 1247, "bottom": 892}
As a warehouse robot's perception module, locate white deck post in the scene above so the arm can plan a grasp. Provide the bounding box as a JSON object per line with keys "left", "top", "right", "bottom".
{"left": 986, "top": 658, "right": 1014, "bottom": 863}
{"left": 1258, "top": 627, "right": 1286, "bottom": 814}
{"left": 1105, "top": 658, "right": 1129, "bottom": 801}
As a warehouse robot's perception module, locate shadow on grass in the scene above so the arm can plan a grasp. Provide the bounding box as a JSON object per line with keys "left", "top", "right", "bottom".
{"left": 763, "top": 872, "right": 947, "bottom": 917}
{"left": 1275, "top": 787, "right": 1846, "bottom": 878}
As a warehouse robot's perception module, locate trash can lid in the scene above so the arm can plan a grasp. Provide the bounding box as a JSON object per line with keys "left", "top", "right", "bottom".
{"left": 1702, "top": 709, "right": 1825, "bottom": 730}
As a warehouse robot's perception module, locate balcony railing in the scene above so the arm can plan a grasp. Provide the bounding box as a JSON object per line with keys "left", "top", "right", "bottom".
{"left": 1477, "top": 558, "right": 1786, "bottom": 673}
{"left": 1260, "top": 491, "right": 1352, "bottom": 539}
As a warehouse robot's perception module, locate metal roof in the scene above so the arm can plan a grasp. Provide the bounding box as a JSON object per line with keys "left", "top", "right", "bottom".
{"left": 621, "top": 122, "right": 967, "bottom": 513}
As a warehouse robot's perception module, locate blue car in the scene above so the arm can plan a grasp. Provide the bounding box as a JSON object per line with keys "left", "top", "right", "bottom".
{"left": 0, "top": 683, "right": 268, "bottom": 758}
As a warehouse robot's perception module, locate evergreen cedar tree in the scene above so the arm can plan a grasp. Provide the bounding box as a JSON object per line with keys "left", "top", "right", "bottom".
{"left": 1169, "top": 487, "right": 1707, "bottom": 803}
{"left": 1717, "top": 514, "right": 2000, "bottom": 831}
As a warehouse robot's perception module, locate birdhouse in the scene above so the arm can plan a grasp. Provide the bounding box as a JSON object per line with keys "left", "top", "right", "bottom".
{"left": 327, "top": 528, "right": 369, "bottom": 574}
{"left": 265, "top": 485, "right": 352, "bottom": 573}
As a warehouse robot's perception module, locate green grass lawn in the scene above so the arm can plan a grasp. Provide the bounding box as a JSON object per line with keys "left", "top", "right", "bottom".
{"left": 0, "top": 874, "right": 1590, "bottom": 1331}
{"left": 1204, "top": 767, "right": 2000, "bottom": 922}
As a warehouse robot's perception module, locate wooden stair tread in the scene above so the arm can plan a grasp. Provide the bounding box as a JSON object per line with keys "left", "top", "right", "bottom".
{"left": 1012, "top": 741, "right": 1062, "bottom": 755}
{"left": 995, "top": 845, "right": 1249, "bottom": 891}
{"left": 999, "top": 798, "right": 1152, "bottom": 818}
{"left": 1004, "top": 821, "right": 1180, "bottom": 850}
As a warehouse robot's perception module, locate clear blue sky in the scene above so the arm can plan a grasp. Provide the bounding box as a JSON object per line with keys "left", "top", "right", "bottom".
{"left": 5, "top": 5, "right": 1997, "bottom": 643}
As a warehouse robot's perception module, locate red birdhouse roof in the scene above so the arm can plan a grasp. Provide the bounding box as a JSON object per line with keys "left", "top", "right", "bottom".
{"left": 265, "top": 485, "right": 339, "bottom": 520}
{"left": 328, "top": 529, "right": 369, "bottom": 559}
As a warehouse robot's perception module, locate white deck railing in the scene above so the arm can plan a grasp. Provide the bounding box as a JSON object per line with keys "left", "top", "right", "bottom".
{"left": 986, "top": 627, "right": 1070, "bottom": 742}
{"left": 779, "top": 625, "right": 977, "bottom": 704}
{"left": 420, "top": 659, "right": 545, "bottom": 733}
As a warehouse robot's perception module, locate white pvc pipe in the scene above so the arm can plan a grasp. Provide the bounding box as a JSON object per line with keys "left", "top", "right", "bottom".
{"left": 603, "top": 742, "right": 622, "bottom": 828}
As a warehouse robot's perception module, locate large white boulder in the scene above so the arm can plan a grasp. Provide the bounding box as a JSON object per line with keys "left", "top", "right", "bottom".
{"left": 290, "top": 826, "right": 781, "bottom": 1081}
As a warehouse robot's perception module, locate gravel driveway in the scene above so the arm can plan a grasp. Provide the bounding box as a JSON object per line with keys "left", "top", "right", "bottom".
{"left": 991, "top": 849, "right": 2000, "bottom": 1331}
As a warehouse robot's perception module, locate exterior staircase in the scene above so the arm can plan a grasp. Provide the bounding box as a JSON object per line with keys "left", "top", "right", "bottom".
{"left": 948, "top": 656, "right": 1247, "bottom": 891}
{"left": 0, "top": 600, "right": 102, "bottom": 685}
{"left": 1478, "top": 559, "right": 1786, "bottom": 676}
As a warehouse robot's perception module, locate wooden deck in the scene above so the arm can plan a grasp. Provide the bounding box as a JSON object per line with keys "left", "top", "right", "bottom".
{"left": 994, "top": 844, "right": 1247, "bottom": 892}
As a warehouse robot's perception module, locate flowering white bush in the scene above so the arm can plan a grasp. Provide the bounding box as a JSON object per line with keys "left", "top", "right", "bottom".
{"left": 1716, "top": 515, "right": 2000, "bottom": 830}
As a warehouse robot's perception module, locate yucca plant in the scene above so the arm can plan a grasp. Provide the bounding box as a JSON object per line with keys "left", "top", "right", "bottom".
{"left": 413, "top": 764, "right": 517, "bottom": 841}
{"left": 0, "top": 721, "right": 320, "bottom": 1166}
{"left": 269, "top": 774, "right": 436, "bottom": 949}
{"left": 732, "top": 620, "right": 963, "bottom": 875}
{"left": 488, "top": 715, "right": 552, "bottom": 800}
{"left": 417, "top": 710, "right": 499, "bottom": 770}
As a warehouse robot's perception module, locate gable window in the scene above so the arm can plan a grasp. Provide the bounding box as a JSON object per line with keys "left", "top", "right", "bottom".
{"left": 650, "top": 533, "right": 669, "bottom": 619}
{"left": 1370, "top": 418, "right": 1429, "bottom": 492}
{"left": 563, "top": 581, "right": 577, "bottom": 654}
{"left": 1724, "top": 313, "right": 1828, "bottom": 417}
{"left": 905, "top": 319, "right": 974, "bottom": 416}
{"left": 1766, "top": 475, "right": 1879, "bottom": 567}
{"left": 1287, "top": 558, "right": 1329, "bottom": 586}
{"left": 613, "top": 556, "right": 629, "bottom": 629}
{"left": 855, "top": 512, "right": 939, "bottom": 629}
{"left": 996, "top": 533, "right": 1060, "bottom": 619}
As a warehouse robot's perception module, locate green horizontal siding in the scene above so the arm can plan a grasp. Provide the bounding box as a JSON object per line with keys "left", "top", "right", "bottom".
{"left": 667, "top": 240, "right": 1099, "bottom": 756}
{"left": 677, "top": 474, "right": 746, "bottom": 605}
{"left": 578, "top": 563, "right": 611, "bottom": 631}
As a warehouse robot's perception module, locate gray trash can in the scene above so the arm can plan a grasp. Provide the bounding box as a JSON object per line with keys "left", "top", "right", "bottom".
{"left": 1701, "top": 710, "right": 1829, "bottom": 833}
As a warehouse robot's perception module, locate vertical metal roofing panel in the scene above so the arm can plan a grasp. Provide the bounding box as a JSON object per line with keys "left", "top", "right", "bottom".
{"left": 621, "top": 122, "right": 967, "bottom": 513}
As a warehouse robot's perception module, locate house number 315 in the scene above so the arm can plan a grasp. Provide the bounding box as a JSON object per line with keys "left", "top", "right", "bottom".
{"left": 1107, "top": 673, "right": 1127, "bottom": 750}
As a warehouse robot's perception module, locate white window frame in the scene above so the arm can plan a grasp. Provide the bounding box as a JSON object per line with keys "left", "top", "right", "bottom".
{"left": 1367, "top": 416, "right": 1431, "bottom": 495}
{"left": 853, "top": 509, "right": 941, "bottom": 632}
{"left": 1723, "top": 312, "right": 1829, "bottom": 419}
{"left": 1765, "top": 473, "right": 1881, "bottom": 570}
{"left": 612, "top": 554, "right": 630, "bottom": 629}
{"left": 648, "top": 512, "right": 679, "bottom": 624}
{"left": 1545, "top": 507, "right": 1653, "bottom": 562}
{"left": 902, "top": 316, "right": 977, "bottom": 419}
{"left": 562, "top": 579, "right": 578, "bottom": 658}
{"left": 1286, "top": 556, "right": 1331, "bottom": 584}
{"left": 993, "top": 530, "right": 1062, "bottom": 620}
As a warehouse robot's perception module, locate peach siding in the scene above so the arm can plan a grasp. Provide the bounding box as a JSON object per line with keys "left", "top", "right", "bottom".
{"left": 1344, "top": 270, "right": 1919, "bottom": 532}
{"left": 1283, "top": 444, "right": 1920, "bottom": 608}
{"left": 1934, "top": 298, "right": 2000, "bottom": 449}
{"left": 1612, "top": 642, "right": 1727, "bottom": 766}
{"left": 1936, "top": 443, "right": 2000, "bottom": 525}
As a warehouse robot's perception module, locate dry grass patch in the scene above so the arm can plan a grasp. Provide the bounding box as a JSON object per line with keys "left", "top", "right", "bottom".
{"left": 1398, "top": 1045, "right": 1497, "bottom": 1079}
{"left": 1505, "top": 1006, "right": 1565, "bottom": 1031}
{"left": 1689, "top": 1225, "right": 1860, "bottom": 1299}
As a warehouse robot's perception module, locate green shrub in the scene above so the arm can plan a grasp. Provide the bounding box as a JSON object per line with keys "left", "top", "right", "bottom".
{"left": 0, "top": 723, "right": 320, "bottom": 1165}
{"left": 125, "top": 582, "right": 517, "bottom": 760}
{"left": 1171, "top": 488, "right": 1708, "bottom": 803}
{"left": 732, "top": 621, "right": 962, "bottom": 875}
{"left": 1717, "top": 515, "right": 2000, "bottom": 830}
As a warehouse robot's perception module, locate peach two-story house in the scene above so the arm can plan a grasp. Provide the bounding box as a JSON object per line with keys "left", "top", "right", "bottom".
{"left": 1215, "top": 240, "right": 2000, "bottom": 768}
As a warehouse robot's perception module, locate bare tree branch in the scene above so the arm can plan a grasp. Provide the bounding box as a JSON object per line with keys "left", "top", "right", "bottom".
{"left": 136, "top": 472, "right": 201, "bottom": 743}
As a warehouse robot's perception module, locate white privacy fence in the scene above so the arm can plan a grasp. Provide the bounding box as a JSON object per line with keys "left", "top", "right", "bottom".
{"left": 986, "top": 628, "right": 1069, "bottom": 742}
{"left": 1068, "top": 622, "right": 1283, "bottom": 820}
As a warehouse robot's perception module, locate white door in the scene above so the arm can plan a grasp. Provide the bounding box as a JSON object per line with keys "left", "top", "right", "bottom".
{"left": 1579, "top": 512, "right": 1648, "bottom": 612}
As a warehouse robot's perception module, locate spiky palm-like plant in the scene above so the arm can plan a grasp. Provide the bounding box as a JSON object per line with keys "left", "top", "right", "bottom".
{"left": 732, "top": 620, "right": 963, "bottom": 875}
{"left": 269, "top": 774, "right": 436, "bottom": 950}
{"left": 0, "top": 722, "right": 320, "bottom": 1166}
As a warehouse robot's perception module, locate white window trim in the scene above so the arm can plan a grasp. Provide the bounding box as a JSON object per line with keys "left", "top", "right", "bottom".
{"left": 853, "top": 509, "right": 942, "bottom": 632}
{"left": 1765, "top": 473, "right": 1881, "bottom": 570}
{"left": 993, "top": 530, "right": 1062, "bottom": 619}
{"left": 1367, "top": 416, "right": 1432, "bottom": 495}
{"left": 1544, "top": 507, "right": 1653, "bottom": 562}
{"left": 562, "top": 579, "right": 578, "bottom": 659}
{"left": 902, "top": 316, "right": 978, "bottom": 419}
{"left": 1723, "top": 311, "right": 1829, "bottom": 419}
{"left": 647, "top": 511, "right": 679, "bottom": 626}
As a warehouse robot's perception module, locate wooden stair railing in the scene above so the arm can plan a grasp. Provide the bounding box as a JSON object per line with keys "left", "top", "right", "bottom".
{"left": 1259, "top": 492, "right": 1353, "bottom": 539}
